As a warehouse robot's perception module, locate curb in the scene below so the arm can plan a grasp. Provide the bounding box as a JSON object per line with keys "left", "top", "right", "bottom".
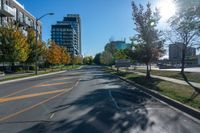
{"left": 0, "top": 71, "right": 67, "bottom": 85}
{"left": 111, "top": 72, "right": 200, "bottom": 121}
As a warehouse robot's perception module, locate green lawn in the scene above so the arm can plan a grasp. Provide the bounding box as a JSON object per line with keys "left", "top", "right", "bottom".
{"left": 135, "top": 69, "right": 200, "bottom": 83}
{"left": 0, "top": 65, "right": 81, "bottom": 82}
{"left": 106, "top": 68, "right": 200, "bottom": 111}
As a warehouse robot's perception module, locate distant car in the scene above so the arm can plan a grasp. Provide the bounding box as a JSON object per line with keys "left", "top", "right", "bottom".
{"left": 0, "top": 72, "right": 5, "bottom": 79}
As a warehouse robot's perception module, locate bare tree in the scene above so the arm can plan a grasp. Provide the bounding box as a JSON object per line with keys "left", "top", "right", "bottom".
{"left": 132, "top": 2, "right": 165, "bottom": 79}
{"left": 168, "top": 0, "right": 200, "bottom": 74}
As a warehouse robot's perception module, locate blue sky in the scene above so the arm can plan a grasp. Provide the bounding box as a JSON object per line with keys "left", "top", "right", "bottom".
{"left": 17, "top": 0, "right": 160, "bottom": 56}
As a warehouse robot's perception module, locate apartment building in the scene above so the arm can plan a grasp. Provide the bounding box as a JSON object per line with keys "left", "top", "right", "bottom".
{"left": 0, "top": 0, "right": 42, "bottom": 36}
{"left": 169, "top": 42, "right": 196, "bottom": 61}
{"left": 51, "top": 14, "right": 81, "bottom": 56}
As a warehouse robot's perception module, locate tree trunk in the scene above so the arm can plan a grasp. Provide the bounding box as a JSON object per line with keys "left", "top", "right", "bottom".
{"left": 181, "top": 46, "right": 186, "bottom": 74}
{"left": 3, "top": 61, "right": 5, "bottom": 72}
{"left": 11, "top": 62, "right": 15, "bottom": 72}
{"left": 26, "top": 63, "right": 30, "bottom": 72}
{"left": 146, "top": 63, "right": 151, "bottom": 79}
{"left": 150, "top": 63, "right": 152, "bottom": 71}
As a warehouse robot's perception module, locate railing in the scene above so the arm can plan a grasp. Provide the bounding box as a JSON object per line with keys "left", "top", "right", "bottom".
{"left": 1, "top": 19, "right": 8, "bottom": 26}
{"left": 25, "top": 18, "right": 31, "bottom": 26}
{"left": 3, "top": 4, "right": 16, "bottom": 16}
{"left": 18, "top": 17, "right": 24, "bottom": 23}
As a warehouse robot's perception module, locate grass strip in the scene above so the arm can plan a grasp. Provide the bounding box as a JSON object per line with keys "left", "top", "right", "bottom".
{"left": 135, "top": 69, "right": 200, "bottom": 84}
{"left": 106, "top": 68, "right": 200, "bottom": 111}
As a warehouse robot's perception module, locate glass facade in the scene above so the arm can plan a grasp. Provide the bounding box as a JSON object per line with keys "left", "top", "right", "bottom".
{"left": 110, "top": 41, "right": 131, "bottom": 50}
{"left": 51, "top": 14, "right": 81, "bottom": 56}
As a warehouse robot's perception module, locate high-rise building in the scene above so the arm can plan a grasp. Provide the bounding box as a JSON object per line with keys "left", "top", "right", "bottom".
{"left": 169, "top": 42, "right": 196, "bottom": 61}
{"left": 0, "top": 0, "right": 42, "bottom": 36}
{"left": 51, "top": 14, "right": 81, "bottom": 56}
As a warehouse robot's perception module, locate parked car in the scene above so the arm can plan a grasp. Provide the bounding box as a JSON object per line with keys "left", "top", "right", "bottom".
{"left": 0, "top": 71, "right": 5, "bottom": 77}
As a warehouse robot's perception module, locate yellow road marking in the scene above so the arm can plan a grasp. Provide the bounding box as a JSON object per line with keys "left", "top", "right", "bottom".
{"left": 3, "top": 81, "right": 68, "bottom": 98}
{"left": 0, "top": 79, "right": 80, "bottom": 122}
{"left": 2, "top": 81, "right": 51, "bottom": 98}
{"left": 0, "top": 88, "right": 71, "bottom": 122}
{"left": 2, "top": 87, "right": 33, "bottom": 98}
{"left": 52, "top": 77, "right": 71, "bottom": 81}
{"left": 32, "top": 82, "right": 65, "bottom": 88}
{"left": 0, "top": 89, "right": 66, "bottom": 103}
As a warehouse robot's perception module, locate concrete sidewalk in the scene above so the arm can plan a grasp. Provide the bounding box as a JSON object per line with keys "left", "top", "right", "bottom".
{"left": 117, "top": 68, "right": 200, "bottom": 88}
{"left": 132, "top": 71, "right": 200, "bottom": 88}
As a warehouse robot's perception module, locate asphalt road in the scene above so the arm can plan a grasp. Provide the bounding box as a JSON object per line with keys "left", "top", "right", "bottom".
{"left": 0, "top": 66, "right": 199, "bottom": 133}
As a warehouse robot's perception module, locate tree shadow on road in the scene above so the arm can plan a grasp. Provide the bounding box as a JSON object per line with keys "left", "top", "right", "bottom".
{"left": 18, "top": 87, "right": 155, "bottom": 133}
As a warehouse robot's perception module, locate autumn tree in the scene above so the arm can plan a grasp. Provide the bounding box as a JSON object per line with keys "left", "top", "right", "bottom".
{"left": 100, "top": 42, "right": 117, "bottom": 66}
{"left": 83, "top": 56, "right": 93, "bottom": 65}
{"left": 105, "top": 42, "right": 116, "bottom": 55}
{"left": 132, "top": 2, "right": 165, "bottom": 79}
{"left": 46, "top": 41, "right": 62, "bottom": 65}
{"left": 26, "top": 28, "right": 35, "bottom": 65}
{"left": 100, "top": 51, "right": 114, "bottom": 65}
{"left": 72, "top": 56, "right": 83, "bottom": 65}
{"left": 40, "top": 42, "right": 50, "bottom": 69}
{"left": 114, "top": 49, "right": 129, "bottom": 60}
{"left": 60, "top": 47, "right": 71, "bottom": 65}
{"left": 0, "top": 26, "right": 29, "bottom": 71}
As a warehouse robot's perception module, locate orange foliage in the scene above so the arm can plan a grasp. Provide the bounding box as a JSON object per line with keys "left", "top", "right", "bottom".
{"left": 47, "top": 42, "right": 62, "bottom": 65}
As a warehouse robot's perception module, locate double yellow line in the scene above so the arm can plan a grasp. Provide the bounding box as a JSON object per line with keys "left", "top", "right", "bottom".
{"left": 0, "top": 79, "right": 80, "bottom": 122}
{"left": 2, "top": 78, "right": 71, "bottom": 98}
{"left": 0, "top": 89, "right": 66, "bottom": 103}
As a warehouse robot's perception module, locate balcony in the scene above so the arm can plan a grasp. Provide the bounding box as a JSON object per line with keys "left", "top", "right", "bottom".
{"left": 25, "top": 19, "right": 31, "bottom": 27}
{"left": 17, "top": 17, "right": 27, "bottom": 27}
{"left": 0, "top": 4, "right": 16, "bottom": 17}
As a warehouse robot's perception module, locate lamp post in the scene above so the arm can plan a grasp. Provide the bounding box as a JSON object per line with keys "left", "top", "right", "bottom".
{"left": 35, "top": 13, "right": 54, "bottom": 75}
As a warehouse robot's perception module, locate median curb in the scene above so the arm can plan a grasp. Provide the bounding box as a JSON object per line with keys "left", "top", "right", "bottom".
{"left": 111, "top": 73, "right": 200, "bottom": 121}
{"left": 0, "top": 71, "right": 67, "bottom": 85}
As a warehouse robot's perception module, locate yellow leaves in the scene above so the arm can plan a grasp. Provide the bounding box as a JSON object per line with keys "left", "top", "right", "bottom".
{"left": 12, "top": 30, "right": 29, "bottom": 62}
{"left": 61, "top": 47, "right": 71, "bottom": 65}
{"left": 72, "top": 56, "right": 83, "bottom": 65}
{"left": 0, "top": 26, "right": 29, "bottom": 62}
{"left": 46, "top": 41, "right": 71, "bottom": 65}
{"left": 0, "top": 26, "right": 72, "bottom": 65}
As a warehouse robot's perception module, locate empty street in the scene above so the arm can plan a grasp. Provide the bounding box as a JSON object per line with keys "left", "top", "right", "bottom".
{"left": 0, "top": 66, "right": 199, "bottom": 133}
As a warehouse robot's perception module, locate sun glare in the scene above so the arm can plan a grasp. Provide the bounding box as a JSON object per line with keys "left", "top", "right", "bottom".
{"left": 157, "top": 0, "right": 176, "bottom": 21}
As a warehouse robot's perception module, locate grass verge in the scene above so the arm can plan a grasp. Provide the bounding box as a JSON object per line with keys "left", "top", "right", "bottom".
{"left": 0, "top": 65, "right": 81, "bottom": 82}
{"left": 135, "top": 69, "right": 200, "bottom": 83}
{"left": 106, "top": 68, "right": 200, "bottom": 111}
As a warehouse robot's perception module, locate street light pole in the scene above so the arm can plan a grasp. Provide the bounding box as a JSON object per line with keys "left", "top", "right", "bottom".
{"left": 35, "top": 13, "right": 54, "bottom": 75}
{"left": 35, "top": 21, "right": 39, "bottom": 75}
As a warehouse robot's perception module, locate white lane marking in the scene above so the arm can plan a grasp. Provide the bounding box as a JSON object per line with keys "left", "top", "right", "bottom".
{"left": 48, "top": 79, "right": 80, "bottom": 119}
{"left": 75, "top": 79, "right": 81, "bottom": 87}
{"left": 108, "top": 90, "right": 120, "bottom": 110}
{"left": 50, "top": 113, "right": 55, "bottom": 119}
